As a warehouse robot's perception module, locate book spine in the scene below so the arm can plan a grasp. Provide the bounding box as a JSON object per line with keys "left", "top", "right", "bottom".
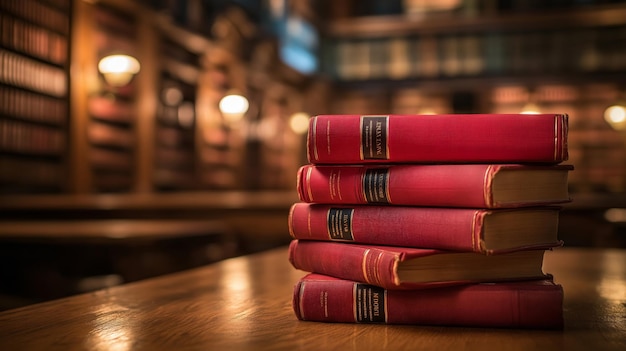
{"left": 307, "top": 114, "right": 568, "bottom": 164}
{"left": 297, "top": 164, "right": 492, "bottom": 207}
{"left": 288, "top": 240, "right": 401, "bottom": 289}
{"left": 288, "top": 203, "right": 483, "bottom": 252}
{"left": 293, "top": 275, "right": 564, "bottom": 329}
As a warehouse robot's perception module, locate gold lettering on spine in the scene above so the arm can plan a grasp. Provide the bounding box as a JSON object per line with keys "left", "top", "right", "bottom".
{"left": 328, "top": 169, "right": 343, "bottom": 201}
{"left": 336, "top": 170, "right": 342, "bottom": 200}
{"left": 359, "top": 117, "right": 365, "bottom": 160}
{"left": 384, "top": 117, "right": 390, "bottom": 159}
{"left": 375, "top": 121, "right": 383, "bottom": 156}
{"left": 361, "top": 116, "right": 389, "bottom": 160}
{"left": 371, "top": 291, "right": 380, "bottom": 318}
{"left": 385, "top": 168, "right": 392, "bottom": 203}
{"left": 326, "top": 119, "right": 331, "bottom": 156}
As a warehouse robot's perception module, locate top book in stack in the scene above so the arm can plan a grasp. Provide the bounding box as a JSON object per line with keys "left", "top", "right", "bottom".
{"left": 307, "top": 114, "right": 568, "bottom": 164}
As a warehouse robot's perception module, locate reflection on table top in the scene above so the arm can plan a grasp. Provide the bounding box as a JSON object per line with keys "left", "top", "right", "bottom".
{"left": 0, "top": 247, "right": 624, "bottom": 351}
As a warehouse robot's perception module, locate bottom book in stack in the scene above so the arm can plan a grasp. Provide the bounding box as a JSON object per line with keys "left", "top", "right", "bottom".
{"left": 288, "top": 240, "right": 564, "bottom": 329}
{"left": 292, "top": 273, "right": 563, "bottom": 329}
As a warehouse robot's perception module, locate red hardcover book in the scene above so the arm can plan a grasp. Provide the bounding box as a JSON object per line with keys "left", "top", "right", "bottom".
{"left": 297, "top": 163, "right": 573, "bottom": 208}
{"left": 307, "top": 114, "right": 568, "bottom": 164}
{"left": 288, "top": 203, "right": 563, "bottom": 254}
{"left": 293, "top": 273, "right": 564, "bottom": 329}
{"left": 288, "top": 240, "right": 550, "bottom": 290}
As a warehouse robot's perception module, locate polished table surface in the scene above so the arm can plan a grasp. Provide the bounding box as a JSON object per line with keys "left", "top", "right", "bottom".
{"left": 0, "top": 247, "right": 625, "bottom": 351}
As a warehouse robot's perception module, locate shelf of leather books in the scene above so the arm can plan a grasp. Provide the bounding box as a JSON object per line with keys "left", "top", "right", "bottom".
{"left": 0, "top": 0, "right": 315, "bottom": 197}
{"left": 1, "top": 0, "right": 316, "bottom": 227}
{"left": 317, "top": 1, "right": 626, "bottom": 239}
{"left": 0, "top": 0, "right": 319, "bottom": 310}
{"left": 0, "top": 0, "right": 71, "bottom": 194}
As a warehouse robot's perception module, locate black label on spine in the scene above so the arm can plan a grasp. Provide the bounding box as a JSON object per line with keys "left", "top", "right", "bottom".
{"left": 363, "top": 168, "right": 390, "bottom": 203}
{"left": 327, "top": 208, "right": 354, "bottom": 241}
{"left": 355, "top": 284, "right": 386, "bottom": 323}
{"left": 361, "top": 115, "right": 389, "bottom": 160}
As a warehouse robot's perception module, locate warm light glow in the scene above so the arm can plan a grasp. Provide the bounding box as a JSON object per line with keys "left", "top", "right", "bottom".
{"left": 178, "top": 102, "right": 195, "bottom": 127}
{"left": 98, "top": 55, "right": 140, "bottom": 87}
{"left": 219, "top": 94, "right": 249, "bottom": 114}
{"left": 219, "top": 93, "right": 249, "bottom": 125}
{"left": 87, "top": 303, "right": 136, "bottom": 351}
{"left": 521, "top": 102, "right": 541, "bottom": 114}
{"left": 604, "top": 105, "right": 626, "bottom": 130}
{"left": 163, "top": 87, "right": 183, "bottom": 106}
{"left": 604, "top": 208, "right": 626, "bottom": 223}
{"left": 418, "top": 108, "right": 436, "bottom": 115}
{"left": 289, "top": 112, "right": 310, "bottom": 134}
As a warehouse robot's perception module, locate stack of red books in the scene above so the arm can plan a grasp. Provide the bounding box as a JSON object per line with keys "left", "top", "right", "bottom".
{"left": 288, "top": 114, "right": 573, "bottom": 329}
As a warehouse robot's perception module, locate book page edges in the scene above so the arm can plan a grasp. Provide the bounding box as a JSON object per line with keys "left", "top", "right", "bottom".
{"left": 556, "top": 114, "right": 569, "bottom": 161}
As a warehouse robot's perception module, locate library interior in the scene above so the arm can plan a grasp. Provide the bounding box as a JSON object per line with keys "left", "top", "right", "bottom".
{"left": 1, "top": 1, "right": 626, "bottom": 349}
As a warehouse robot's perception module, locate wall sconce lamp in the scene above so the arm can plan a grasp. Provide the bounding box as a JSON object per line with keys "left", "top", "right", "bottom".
{"left": 98, "top": 54, "right": 141, "bottom": 87}
{"left": 219, "top": 91, "right": 249, "bottom": 125}
{"left": 604, "top": 103, "right": 626, "bottom": 131}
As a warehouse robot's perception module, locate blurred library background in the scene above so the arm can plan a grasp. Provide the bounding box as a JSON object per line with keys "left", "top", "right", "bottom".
{"left": 1, "top": 0, "right": 626, "bottom": 308}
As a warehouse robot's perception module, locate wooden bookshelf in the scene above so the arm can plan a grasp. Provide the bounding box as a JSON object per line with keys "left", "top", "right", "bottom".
{"left": 318, "top": 1, "right": 626, "bottom": 195}
{"left": 1, "top": 0, "right": 325, "bottom": 196}
{"left": 0, "top": 0, "right": 70, "bottom": 194}
{"left": 324, "top": 3, "right": 626, "bottom": 37}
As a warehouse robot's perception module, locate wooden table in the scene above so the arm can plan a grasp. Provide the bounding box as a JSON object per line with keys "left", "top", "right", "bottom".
{"left": 0, "top": 247, "right": 625, "bottom": 351}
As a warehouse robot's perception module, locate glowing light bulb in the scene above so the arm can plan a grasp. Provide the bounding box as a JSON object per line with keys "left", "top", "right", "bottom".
{"left": 219, "top": 93, "right": 249, "bottom": 125}
{"left": 604, "top": 104, "right": 626, "bottom": 131}
{"left": 98, "top": 55, "right": 140, "bottom": 87}
{"left": 289, "top": 112, "right": 310, "bottom": 134}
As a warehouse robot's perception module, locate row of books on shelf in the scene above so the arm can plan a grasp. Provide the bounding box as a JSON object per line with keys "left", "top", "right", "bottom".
{"left": 326, "top": 26, "right": 626, "bottom": 81}
{"left": 157, "top": 101, "right": 197, "bottom": 128}
{"left": 0, "top": 85, "right": 67, "bottom": 126}
{"left": 0, "top": 0, "right": 70, "bottom": 35}
{"left": 0, "top": 49, "right": 67, "bottom": 97}
{"left": 88, "top": 121, "right": 135, "bottom": 150}
{"left": 90, "top": 147, "right": 133, "bottom": 171}
{"left": 338, "top": 0, "right": 617, "bottom": 18}
{"left": 88, "top": 96, "right": 135, "bottom": 124}
{"left": 0, "top": 12, "right": 68, "bottom": 65}
{"left": 0, "top": 118, "right": 65, "bottom": 155}
{"left": 0, "top": 156, "right": 63, "bottom": 190}
{"left": 287, "top": 113, "right": 572, "bottom": 329}
{"left": 92, "top": 169, "right": 133, "bottom": 192}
